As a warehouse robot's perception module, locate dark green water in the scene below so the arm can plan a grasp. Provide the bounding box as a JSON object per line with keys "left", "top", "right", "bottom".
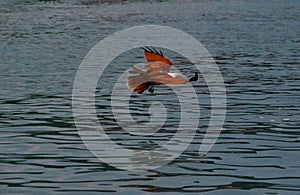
{"left": 0, "top": 0, "right": 299, "bottom": 194}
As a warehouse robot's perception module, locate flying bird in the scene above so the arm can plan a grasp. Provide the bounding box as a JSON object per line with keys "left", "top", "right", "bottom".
{"left": 127, "top": 47, "right": 198, "bottom": 94}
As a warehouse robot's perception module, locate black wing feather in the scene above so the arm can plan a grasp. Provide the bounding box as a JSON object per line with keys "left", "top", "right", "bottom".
{"left": 142, "top": 46, "right": 164, "bottom": 57}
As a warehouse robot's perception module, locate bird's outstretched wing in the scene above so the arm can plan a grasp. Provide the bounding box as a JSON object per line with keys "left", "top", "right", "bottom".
{"left": 142, "top": 47, "right": 172, "bottom": 65}
{"left": 153, "top": 75, "right": 188, "bottom": 85}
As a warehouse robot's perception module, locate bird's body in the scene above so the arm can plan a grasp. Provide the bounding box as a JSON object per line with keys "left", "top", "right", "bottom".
{"left": 127, "top": 47, "right": 198, "bottom": 94}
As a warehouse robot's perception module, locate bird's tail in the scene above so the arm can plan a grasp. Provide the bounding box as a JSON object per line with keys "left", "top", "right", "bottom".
{"left": 127, "top": 75, "right": 151, "bottom": 94}
{"left": 127, "top": 67, "right": 151, "bottom": 94}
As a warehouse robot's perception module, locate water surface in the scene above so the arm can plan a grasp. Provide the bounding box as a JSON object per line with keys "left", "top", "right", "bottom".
{"left": 0, "top": 0, "right": 299, "bottom": 194}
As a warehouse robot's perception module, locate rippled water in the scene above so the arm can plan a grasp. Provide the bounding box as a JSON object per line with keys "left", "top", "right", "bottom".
{"left": 1, "top": 0, "right": 299, "bottom": 194}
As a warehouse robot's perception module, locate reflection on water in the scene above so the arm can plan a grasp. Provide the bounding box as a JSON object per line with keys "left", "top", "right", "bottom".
{"left": 0, "top": 0, "right": 299, "bottom": 193}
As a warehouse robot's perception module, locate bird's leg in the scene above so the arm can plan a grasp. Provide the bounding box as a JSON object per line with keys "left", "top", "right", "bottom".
{"left": 148, "top": 85, "right": 154, "bottom": 93}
